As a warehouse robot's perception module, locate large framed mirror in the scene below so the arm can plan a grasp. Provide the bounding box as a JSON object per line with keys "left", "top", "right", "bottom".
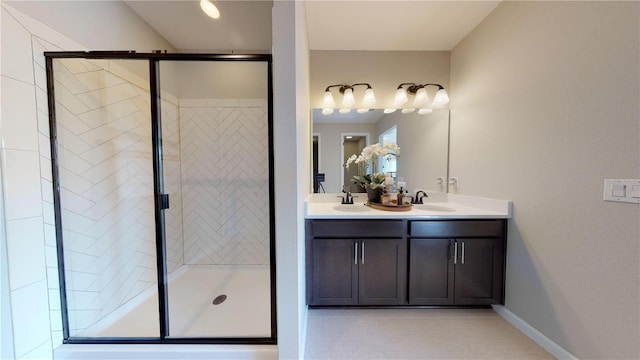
{"left": 311, "top": 109, "right": 449, "bottom": 194}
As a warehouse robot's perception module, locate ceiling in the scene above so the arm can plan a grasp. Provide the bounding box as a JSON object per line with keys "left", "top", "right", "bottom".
{"left": 125, "top": 0, "right": 501, "bottom": 52}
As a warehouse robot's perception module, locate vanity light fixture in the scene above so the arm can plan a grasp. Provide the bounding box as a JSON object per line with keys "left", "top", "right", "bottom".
{"left": 200, "top": 0, "right": 220, "bottom": 19}
{"left": 322, "top": 83, "right": 376, "bottom": 115}
{"left": 388, "top": 83, "right": 450, "bottom": 114}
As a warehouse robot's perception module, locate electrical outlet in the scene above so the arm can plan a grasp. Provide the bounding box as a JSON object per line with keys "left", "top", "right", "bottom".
{"left": 449, "top": 177, "right": 459, "bottom": 187}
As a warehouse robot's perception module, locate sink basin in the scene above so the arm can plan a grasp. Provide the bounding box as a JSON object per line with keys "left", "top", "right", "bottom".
{"left": 414, "top": 204, "right": 457, "bottom": 212}
{"left": 332, "top": 204, "right": 370, "bottom": 212}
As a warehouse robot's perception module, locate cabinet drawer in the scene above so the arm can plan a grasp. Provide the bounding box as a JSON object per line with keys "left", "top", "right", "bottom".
{"left": 309, "top": 220, "right": 404, "bottom": 238}
{"left": 409, "top": 220, "right": 504, "bottom": 238}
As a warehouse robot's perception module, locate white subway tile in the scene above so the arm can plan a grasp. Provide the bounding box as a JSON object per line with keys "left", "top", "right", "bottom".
{"left": 50, "top": 331, "right": 63, "bottom": 347}
{"left": 0, "top": 77, "right": 39, "bottom": 151}
{"left": 0, "top": 8, "right": 34, "bottom": 84}
{"left": 64, "top": 270, "right": 96, "bottom": 291}
{"left": 37, "top": 109, "right": 50, "bottom": 137}
{"left": 17, "top": 340, "right": 52, "bottom": 360}
{"left": 75, "top": 69, "right": 126, "bottom": 91}
{"left": 42, "top": 201, "right": 55, "bottom": 225}
{"left": 53, "top": 80, "right": 89, "bottom": 115}
{"left": 10, "top": 280, "right": 50, "bottom": 358}
{"left": 77, "top": 99, "right": 139, "bottom": 129}
{"left": 38, "top": 133, "right": 51, "bottom": 159}
{"left": 43, "top": 223, "right": 56, "bottom": 247}
{"left": 35, "top": 86, "right": 48, "bottom": 113}
{"left": 48, "top": 290, "right": 61, "bottom": 310}
{"left": 49, "top": 310, "right": 62, "bottom": 331}
{"left": 44, "top": 245, "right": 58, "bottom": 269}
{"left": 39, "top": 154, "right": 52, "bottom": 182}
{"left": 41, "top": 179, "right": 53, "bottom": 203}
{"left": 1, "top": 149, "right": 43, "bottom": 220}
{"left": 46, "top": 266, "right": 59, "bottom": 290}
{"left": 6, "top": 217, "right": 46, "bottom": 291}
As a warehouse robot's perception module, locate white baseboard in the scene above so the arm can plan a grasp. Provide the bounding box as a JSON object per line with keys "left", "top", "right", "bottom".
{"left": 492, "top": 305, "right": 579, "bottom": 360}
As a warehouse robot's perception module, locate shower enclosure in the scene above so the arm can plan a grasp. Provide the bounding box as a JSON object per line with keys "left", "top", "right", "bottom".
{"left": 45, "top": 52, "right": 275, "bottom": 344}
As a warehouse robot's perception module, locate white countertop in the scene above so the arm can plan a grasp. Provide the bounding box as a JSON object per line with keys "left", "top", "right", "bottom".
{"left": 305, "top": 193, "right": 512, "bottom": 219}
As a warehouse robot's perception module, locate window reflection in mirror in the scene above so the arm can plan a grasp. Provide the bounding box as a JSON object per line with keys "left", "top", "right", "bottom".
{"left": 311, "top": 109, "right": 449, "bottom": 194}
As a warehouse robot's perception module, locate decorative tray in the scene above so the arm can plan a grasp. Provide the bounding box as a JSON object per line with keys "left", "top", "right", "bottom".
{"left": 366, "top": 202, "right": 413, "bottom": 212}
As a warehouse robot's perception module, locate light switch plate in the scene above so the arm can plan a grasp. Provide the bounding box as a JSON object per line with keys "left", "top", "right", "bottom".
{"left": 604, "top": 179, "right": 640, "bottom": 204}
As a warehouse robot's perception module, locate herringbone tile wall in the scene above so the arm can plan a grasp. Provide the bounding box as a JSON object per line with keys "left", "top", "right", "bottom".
{"left": 179, "top": 99, "right": 270, "bottom": 266}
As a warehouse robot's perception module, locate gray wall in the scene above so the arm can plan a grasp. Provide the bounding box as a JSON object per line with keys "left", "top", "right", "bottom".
{"left": 450, "top": 2, "right": 639, "bottom": 358}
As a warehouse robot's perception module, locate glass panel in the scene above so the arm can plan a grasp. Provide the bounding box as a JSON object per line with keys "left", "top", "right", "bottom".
{"left": 158, "top": 60, "right": 271, "bottom": 338}
{"left": 52, "top": 58, "right": 159, "bottom": 337}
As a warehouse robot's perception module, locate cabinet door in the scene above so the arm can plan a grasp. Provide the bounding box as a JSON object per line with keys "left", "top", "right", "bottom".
{"left": 358, "top": 238, "right": 406, "bottom": 305}
{"left": 310, "top": 238, "right": 358, "bottom": 305}
{"left": 454, "top": 238, "right": 504, "bottom": 305}
{"left": 409, "top": 238, "right": 454, "bottom": 305}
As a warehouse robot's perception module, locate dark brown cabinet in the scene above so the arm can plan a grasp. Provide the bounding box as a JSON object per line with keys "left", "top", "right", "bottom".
{"left": 306, "top": 220, "right": 406, "bottom": 306}
{"left": 408, "top": 220, "right": 506, "bottom": 305}
{"left": 306, "top": 218, "right": 506, "bottom": 307}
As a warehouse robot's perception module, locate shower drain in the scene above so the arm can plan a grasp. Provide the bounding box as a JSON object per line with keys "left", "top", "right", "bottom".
{"left": 212, "top": 294, "right": 227, "bottom": 305}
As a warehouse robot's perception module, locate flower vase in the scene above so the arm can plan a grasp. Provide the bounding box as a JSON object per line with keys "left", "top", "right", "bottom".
{"left": 366, "top": 188, "right": 383, "bottom": 203}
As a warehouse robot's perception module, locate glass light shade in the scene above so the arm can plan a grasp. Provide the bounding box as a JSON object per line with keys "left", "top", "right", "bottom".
{"left": 361, "top": 88, "right": 376, "bottom": 108}
{"left": 384, "top": 108, "right": 397, "bottom": 114}
{"left": 413, "top": 87, "right": 429, "bottom": 107}
{"left": 339, "top": 108, "right": 351, "bottom": 114}
{"left": 322, "top": 90, "right": 335, "bottom": 108}
{"left": 418, "top": 108, "right": 433, "bottom": 115}
{"left": 401, "top": 108, "right": 416, "bottom": 114}
{"left": 393, "top": 88, "right": 409, "bottom": 107}
{"left": 322, "top": 108, "right": 334, "bottom": 115}
{"left": 341, "top": 88, "right": 356, "bottom": 107}
{"left": 433, "top": 89, "right": 450, "bottom": 106}
{"left": 357, "top": 108, "right": 369, "bottom": 114}
{"left": 200, "top": 0, "right": 220, "bottom": 19}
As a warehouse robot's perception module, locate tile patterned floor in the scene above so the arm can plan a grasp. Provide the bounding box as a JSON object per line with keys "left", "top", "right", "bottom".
{"left": 304, "top": 308, "right": 554, "bottom": 359}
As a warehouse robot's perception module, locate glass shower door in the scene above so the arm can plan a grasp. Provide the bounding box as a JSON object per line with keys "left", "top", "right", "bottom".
{"left": 157, "top": 60, "right": 272, "bottom": 338}
{"left": 50, "top": 58, "right": 160, "bottom": 338}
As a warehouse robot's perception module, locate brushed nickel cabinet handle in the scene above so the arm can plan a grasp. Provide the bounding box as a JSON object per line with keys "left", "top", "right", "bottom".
{"left": 354, "top": 242, "right": 358, "bottom": 265}
{"left": 454, "top": 241, "right": 458, "bottom": 265}
{"left": 361, "top": 241, "right": 365, "bottom": 264}
{"left": 461, "top": 242, "right": 465, "bottom": 264}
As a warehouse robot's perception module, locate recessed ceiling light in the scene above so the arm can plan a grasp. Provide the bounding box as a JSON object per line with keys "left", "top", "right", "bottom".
{"left": 200, "top": 0, "right": 220, "bottom": 19}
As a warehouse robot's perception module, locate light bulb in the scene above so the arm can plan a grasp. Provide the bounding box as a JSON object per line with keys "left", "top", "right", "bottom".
{"left": 361, "top": 88, "right": 376, "bottom": 108}
{"left": 384, "top": 108, "right": 397, "bottom": 114}
{"left": 433, "top": 88, "right": 450, "bottom": 106}
{"left": 322, "top": 108, "right": 334, "bottom": 115}
{"left": 418, "top": 108, "right": 433, "bottom": 115}
{"left": 322, "top": 90, "right": 335, "bottom": 108}
{"left": 401, "top": 108, "right": 416, "bottom": 114}
{"left": 413, "top": 87, "right": 429, "bottom": 107}
{"left": 339, "top": 108, "right": 351, "bottom": 114}
{"left": 357, "top": 108, "right": 369, "bottom": 114}
{"left": 393, "top": 88, "right": 409, "bottom": 107}
{"left": 200, "top": 0, "right": 220, "bottom": 19}
{"left": 341, "top": 88, "right": 356, "bottom": 107}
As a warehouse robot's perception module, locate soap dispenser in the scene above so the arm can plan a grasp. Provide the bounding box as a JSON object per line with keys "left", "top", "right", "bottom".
{"left": 397, "top": 187, "right": 405, "bottom": 207}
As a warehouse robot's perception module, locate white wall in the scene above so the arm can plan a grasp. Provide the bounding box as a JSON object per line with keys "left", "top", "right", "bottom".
{"left": 450, "top": 2, "right": 639, "bottom": 358}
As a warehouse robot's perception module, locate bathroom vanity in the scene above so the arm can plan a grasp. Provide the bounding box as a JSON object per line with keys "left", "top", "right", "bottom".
{"left": 304, "top": 195, "right": 511, "bottom": 307}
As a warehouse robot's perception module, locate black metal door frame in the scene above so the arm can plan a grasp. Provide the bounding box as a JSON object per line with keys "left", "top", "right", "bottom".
{"left": 45, "top": 51, "right": 276, "bottom": 345}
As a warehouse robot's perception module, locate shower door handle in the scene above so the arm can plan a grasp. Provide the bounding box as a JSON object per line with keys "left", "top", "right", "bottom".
{"left": 158, "top": 194, "right": 170, "bottom": 210}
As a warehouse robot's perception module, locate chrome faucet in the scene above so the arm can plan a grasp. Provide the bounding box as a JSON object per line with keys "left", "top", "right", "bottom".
{"left": 412, "top": 190, "right": 428, "bottom": 204}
